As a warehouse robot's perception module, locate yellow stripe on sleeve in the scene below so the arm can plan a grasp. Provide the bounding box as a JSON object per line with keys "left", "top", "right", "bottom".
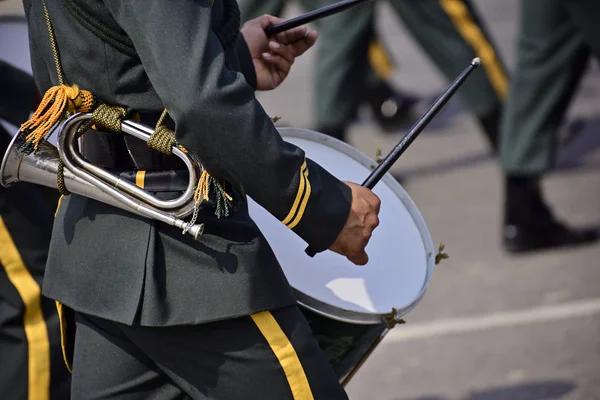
{"left": 439, "top": 0, "right": 508, "bottom": 99}
{"left": 281, "top": 161, "right": 308, "bottom": 226}
{"left": 286, "top": 168, "right": 311, "bottom": 230}
{"left": 251, "top": 311, "right": 314, "bottom": 400}
{"left": 0, "top": 217, "right": 50, "bottom": 400}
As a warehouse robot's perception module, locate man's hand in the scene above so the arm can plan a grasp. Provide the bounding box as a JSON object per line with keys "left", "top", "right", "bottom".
{"left": 329, "top": 182, "right": 381, "bottom": 266}
{"left": 241, "top": 15, "right": 318, "bottom": 91}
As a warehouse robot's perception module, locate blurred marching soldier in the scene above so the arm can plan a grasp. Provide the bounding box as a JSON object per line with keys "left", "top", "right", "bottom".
{"left": 239, "top": 0, "right": 422, "bottom": 140}
{"left": 240, "top": 0, "right": 507, "bottom": 150}
{"left": 499, "top": 0, "right": 600, "bottom": 252}
{"left": 0, "top": 60, "right": 71, "bottom": 400}
{"left": 384, "top": 0, "right": 507, "bottom": 152}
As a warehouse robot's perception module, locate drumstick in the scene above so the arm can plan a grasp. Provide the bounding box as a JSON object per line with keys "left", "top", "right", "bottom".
{"left": 305, "top": 57, "right": 482, "bottom": 257}
{"left": 264, "top": 0, "right": 373, "bottom": 36}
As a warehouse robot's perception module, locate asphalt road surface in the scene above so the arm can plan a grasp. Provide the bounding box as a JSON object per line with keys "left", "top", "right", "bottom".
{"left": 1, "top": 1, "right": 599, "bottom": 399}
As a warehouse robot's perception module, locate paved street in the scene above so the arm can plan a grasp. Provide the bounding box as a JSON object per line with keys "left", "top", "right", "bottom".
{"left": 2, "top": 0, "right": 599, "bottom": 399}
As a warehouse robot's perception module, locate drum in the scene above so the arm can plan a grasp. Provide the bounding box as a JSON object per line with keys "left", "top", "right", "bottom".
{"left": 247, "top": 128, "right": 436, "bottom": 384}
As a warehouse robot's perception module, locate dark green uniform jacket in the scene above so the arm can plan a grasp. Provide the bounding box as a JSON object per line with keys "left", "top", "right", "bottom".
{"left": 23, "top": 0, "right": 351, "bottom": 326}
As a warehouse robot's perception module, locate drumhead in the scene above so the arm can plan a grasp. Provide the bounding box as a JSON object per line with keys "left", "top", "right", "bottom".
{"left": 247, "top": 128, "right": 436, "bottom": 324}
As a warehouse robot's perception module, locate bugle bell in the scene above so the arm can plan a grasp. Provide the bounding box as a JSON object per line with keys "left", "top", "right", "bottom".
{"left": 1, "top": 112, "right": 205, "bottom": 239}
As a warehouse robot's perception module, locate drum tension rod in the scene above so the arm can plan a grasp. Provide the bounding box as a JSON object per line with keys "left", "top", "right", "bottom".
{"left": 375, "top": 148, "right": 383, "bottom": 164}
{"left": 434, "top": 243, "right": 449, "bottom": 265}
{"left": 383, "top": 308, "right": 406, "bottom": 329}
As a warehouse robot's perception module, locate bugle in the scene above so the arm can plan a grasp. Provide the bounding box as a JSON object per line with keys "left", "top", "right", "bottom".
{"left": 1, "top": 113, "right": 205, "bottom": 239}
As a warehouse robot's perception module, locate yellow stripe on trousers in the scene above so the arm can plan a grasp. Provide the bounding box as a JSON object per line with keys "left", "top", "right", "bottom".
{"left": 369, "top": 41, "right": 395, "bottom": 81}
{"left": 0, "top": 217, "right": 50, "bottom": 400}
{"left": 439, "top": 0, "right": 508, "bottom": 99}
{"left": 251, "top": 311, "right": 314, "bottom": 400}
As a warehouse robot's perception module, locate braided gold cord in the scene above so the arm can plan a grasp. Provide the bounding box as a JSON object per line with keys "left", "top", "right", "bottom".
{"left": 71, "top": 89, "right": 95, "bottom": 113}
{"left": 57, "top": 161, "right": 71, "bottom": 195}
{"left": 43, "top": 0, "right": 65, "bottom": 85}
{"left": 156, "top": 108, "right": 169, "bottom": 128}
{"left": 147, "top": 126, "right": 177, "bottom": 155}
{"left": 90, "top": 104, "right": 126, "bottom": 133}
{"left": 19, "top": 85, "right": 95, "bottom": 152}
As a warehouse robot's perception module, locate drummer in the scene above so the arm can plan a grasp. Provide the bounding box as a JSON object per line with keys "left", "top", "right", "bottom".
{"left": 23, "top": 1, "right": 380, "bottom": 398}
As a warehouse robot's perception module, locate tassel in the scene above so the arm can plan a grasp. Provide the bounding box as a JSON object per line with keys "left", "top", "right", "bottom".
{"left": 193, "top": 170, "right": 234, "bottom": 218}
{"left": 147, "top": 111, "right": 236, "bottom": 219}
{"left": 19, "top": 84, "right": 95, "bottom": 153}
{"left": 211, "top": 177, "right": 234, "bottom": 218}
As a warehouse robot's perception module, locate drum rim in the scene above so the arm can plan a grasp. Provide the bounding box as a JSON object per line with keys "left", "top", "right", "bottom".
{"left": 277, "top": 127, "right": 436, "bottom": 325}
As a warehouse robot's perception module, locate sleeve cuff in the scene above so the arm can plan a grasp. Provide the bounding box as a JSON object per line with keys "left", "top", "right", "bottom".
{"left": 282, "top": 158, "right": 352, "bottom": 253}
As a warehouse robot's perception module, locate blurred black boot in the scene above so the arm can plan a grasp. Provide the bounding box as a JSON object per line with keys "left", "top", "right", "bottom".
{"left": 365, "top": 81, "right": 420, "bottom": 132}
{"left": 503, "top": 175, "right": 599, "bottom": 253}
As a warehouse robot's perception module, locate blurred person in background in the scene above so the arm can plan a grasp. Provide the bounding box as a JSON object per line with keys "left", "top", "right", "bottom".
{"left": 499, "top": 0, "right": 600, "bottom": 253}
{"left": 384, "top": 0, "right": 506, "bottom": 152}
{"left": 239, "top": 0, "right": 422, "bottom": 142}
{"left": 240, "top": 0, "right": 507, "bottom": 153}
{"left": 0, "top": 60, "right": 71, "bottom": 400}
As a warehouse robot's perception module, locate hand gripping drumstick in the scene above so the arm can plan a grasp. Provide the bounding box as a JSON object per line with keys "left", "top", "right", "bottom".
{"left": 264, "top": 0, "right": 373, "bottom": 36}
{"left": 305, "top": 57, "right": 482, "bottom": 257}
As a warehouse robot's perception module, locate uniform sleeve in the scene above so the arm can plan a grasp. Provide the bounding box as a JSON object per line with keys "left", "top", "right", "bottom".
{"left": 101, "top": 0, "right": 351, "bottom": 252}
{"left": 234, "top": 36, "right": 257, "bottom": 91}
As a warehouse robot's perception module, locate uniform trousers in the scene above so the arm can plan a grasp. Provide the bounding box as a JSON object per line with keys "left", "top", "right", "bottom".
{"left": 500, "top": 0, "right": 600, "bottom": 174}
{"left": 70, "top": 305, "right": 348, "bottom": 399}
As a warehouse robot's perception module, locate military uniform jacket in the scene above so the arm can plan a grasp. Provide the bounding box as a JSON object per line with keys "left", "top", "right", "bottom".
{"left": 23, "top": 0, "right": 352, "bottom": 326}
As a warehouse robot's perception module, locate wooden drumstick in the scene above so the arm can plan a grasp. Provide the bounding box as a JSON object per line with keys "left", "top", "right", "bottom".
{"left": 305, "top": 57, "right": 482, "bottom": 257}
{"left": 264, "top": 0, "right": 373, "bottom": 36}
